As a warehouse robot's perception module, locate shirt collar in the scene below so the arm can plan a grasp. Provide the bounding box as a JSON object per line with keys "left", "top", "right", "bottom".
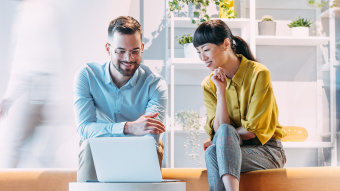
{"left": 129, "top": 65, "right": 140, "bottom": 87}
{"left": 226, "top": 54, "right": 249, "bottom": 89}
{"left": 104, "top": 60, "right": 140, "bottom": 87}
{"left": 104, "top": 60, "right": 112, "bottom": 84}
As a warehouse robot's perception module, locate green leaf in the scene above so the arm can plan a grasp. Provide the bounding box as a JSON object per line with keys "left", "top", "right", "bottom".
{"left": 287, "top": 16, "right": 312, "bottom": 28}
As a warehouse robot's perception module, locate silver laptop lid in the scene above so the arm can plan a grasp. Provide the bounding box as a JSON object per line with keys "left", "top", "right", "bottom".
{"left": 89, "top": 137, "right": 162, "bottom": 183}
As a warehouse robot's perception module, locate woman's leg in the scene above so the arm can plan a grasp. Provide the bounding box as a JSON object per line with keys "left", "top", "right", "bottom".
{"left": 205, "top": 124, "right": 242, "bottom": 191}
{"left": 206, "top": 144, "right": 225, "bottom": 191}
{"left": 241, "top": 139, "right": 286, "bottom": 173}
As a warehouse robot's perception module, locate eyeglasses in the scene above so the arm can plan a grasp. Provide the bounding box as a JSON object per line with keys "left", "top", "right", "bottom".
{"left": 109, "top": 44, "right": 143, "bottom": 59}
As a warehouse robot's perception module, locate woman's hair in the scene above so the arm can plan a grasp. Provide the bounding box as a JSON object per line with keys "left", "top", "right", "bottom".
{"left": 193, "top": 20, "right": 257, "bottom": 62}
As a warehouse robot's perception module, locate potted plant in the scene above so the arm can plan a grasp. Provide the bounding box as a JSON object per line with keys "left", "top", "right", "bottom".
{"left": 216, "top": 0, "right": 237, "bottom": 19}
{"left": 288, "top": 17, "right": 312, "bottom": 36}
{"left": 176, "top": 33, "right": 196, "bottom": 58}
{"left": 168, "top": 0, "right": 211, "bottom": 25}
{"left": 175, "top": 110, "right": 204, "bottom": 166}
{"left": 307, "top": 0, "right": 339, "bottom": 9}
{"left": 258, "top": 15, "right": 276, "bottom": 36}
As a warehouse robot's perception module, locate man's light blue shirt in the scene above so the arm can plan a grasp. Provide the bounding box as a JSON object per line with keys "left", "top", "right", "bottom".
{"left": 73, "top": 60, "right": 167, "bottom": 142}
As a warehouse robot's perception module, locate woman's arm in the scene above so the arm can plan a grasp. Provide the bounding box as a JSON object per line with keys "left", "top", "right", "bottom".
{"left": 236, "top": 126, "right": 256, "bottom": 140}
{"left": 211, "top": 67, "right": 230, "bottom": 133}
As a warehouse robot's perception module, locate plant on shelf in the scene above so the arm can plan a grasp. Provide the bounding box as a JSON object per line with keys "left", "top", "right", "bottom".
{"left": 168, "top": 0, "right": 211, "bottom": 25}
{"left": 258, "top": 15, "right": 276, "bottom": 36}
{"left": 214, "top": 0, "right": 237, "bottom": 19}
{"left": 176, "top": 34, "right": 197, "bottom": 58}
{"left": 262, "top": 15, "right": 273, "bottom": 21}
{"left": 307, "top": 0, "right": 327, "bottom": 8}
{"left": 307, "top": 0, "right": 339, "bottom": 8}
{"left": 288, "top": 17, "right": 312, "bottom": 36}
{"left": 176, "top": 33, "right": 193, "bottom": 45}
{"left": 288, "top": 17, "right": 312, "bottom": 28}
{"left": 175, "top": 110, "right": 203, "bottom": 167}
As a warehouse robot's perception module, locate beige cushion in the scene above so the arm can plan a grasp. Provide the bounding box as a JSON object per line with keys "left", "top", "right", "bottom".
{"left": 1, "top": 167, "right": 340, "bottom": 191}
{"left": 0, "top": 169, "right": 76, "bottom": 191}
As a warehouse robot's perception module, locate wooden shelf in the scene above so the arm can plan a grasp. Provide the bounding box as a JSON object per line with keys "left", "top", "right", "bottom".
{"left": 168, "top": 17, "right": 250, "bottom": 28}
{"left": 256, "top": 36, "right": 330, "bottom": 46}
{"left": 166, "top": 58, "right": 205, "bottom": 69}
{"left": 282, "top": 142, "right": 334, "bottom": 148}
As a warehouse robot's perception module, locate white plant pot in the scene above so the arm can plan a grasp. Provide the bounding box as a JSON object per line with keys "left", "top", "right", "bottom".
{"left": 290, "top": 27, "right": 309, "bottom": 36}
{"left": 258, "top": 21, "right": 276, "bottom": 36}
{"left": 183, "top": 43, "right": 197, "bottom": 58}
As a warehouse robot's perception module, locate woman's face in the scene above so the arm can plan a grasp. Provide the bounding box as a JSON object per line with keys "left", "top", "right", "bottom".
{"left": 196, "top": 42, "right": 228, "bottom": 71}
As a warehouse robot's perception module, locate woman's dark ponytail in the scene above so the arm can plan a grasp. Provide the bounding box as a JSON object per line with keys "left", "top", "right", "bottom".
{"left": 193, "top": 20, "right": 257, "bottom": 62}
{"left": 232, "top": 36, "right": 257, "bottom": 62}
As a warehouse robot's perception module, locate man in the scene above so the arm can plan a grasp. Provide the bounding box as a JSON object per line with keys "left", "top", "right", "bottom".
{"left": 73, "top": 16, "right": 167, "bottom": 182}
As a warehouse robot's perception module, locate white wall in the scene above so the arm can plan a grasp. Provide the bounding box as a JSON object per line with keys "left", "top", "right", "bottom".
{"left": 0, "top": 0, "right": 141, "bottom": 168}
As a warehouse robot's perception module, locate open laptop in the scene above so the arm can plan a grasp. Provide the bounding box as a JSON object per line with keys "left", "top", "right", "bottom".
{"left": 89, "top": 136, "right": 178, "bottom": 183}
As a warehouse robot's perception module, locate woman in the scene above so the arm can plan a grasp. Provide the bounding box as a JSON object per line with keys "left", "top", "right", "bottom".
{"left": 193, "top": 20, "right": 286, "bottom": 191}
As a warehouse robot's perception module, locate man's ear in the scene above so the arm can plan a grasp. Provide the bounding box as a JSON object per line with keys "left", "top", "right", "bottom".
{"left": 141, "top": 42, "right": 145, "bottom": 52}
{"left": 105, "top": 43, "right": 111, "bottom": 55}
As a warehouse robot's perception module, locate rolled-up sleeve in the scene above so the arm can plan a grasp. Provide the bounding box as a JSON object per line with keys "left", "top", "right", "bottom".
{"left": 145, "top": 77, "right": 168, "bottom": 124}
{"left": 241, "top": 70, "right": 278, "bottom": 145}
{"left": 73, "top": 67, "right": 125, "bottom": 141}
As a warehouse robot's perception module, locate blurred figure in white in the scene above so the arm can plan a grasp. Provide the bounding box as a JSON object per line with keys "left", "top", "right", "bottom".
{"left": 0, "top": 0, "right": 62, "bottom": 168}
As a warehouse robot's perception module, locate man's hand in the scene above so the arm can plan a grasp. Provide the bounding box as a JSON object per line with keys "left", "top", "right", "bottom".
{"left": 203, "top": 138, "right": 212, "bottom": 151}
{"left": 236, "top": 126, "right": 256, "bottom": 141}
{"left": 124, "top": 113, "right": 166, "bottom": 136}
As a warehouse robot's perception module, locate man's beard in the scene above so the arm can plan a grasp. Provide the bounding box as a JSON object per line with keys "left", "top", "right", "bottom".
{"left": 113, "top": 60, "right": 140, "bottom": 77}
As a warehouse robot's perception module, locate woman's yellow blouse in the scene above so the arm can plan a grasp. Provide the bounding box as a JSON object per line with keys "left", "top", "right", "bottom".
{"left": 202, "top": 54, "right": 286, "bottom": 145}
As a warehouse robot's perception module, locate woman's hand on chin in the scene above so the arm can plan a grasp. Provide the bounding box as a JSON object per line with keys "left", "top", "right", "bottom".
{"left": 211, "top": 67, "right": 227, "bottom": 92}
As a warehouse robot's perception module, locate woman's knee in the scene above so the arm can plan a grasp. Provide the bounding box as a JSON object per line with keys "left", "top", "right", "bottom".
{"left": 216, "top": 123, "right": 237, "bottom": 136}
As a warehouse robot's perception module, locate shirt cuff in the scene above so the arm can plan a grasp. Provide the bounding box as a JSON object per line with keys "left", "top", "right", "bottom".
{"left": 111, "top": 122, "right": 127, "bottom": 137}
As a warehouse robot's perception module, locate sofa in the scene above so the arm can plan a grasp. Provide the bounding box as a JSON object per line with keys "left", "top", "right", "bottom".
{"left": 0, "top": 167, "right": 340, "bottom": 191}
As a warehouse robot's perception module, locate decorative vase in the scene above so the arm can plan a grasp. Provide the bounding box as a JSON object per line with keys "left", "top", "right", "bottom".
{"left": 290, "top": 27, "right": 309, "bottom": 36}
{"left": 183, "top": 43, "right": 197, "bottom": 58}
{"left": 219, "top": 0, "right": 235, "bottom": 18}
{"left": 258, "top": 21, "right": 276, "bottom": 36}
{"left": 281, "top": 126, "right": 308, "bottom": 142}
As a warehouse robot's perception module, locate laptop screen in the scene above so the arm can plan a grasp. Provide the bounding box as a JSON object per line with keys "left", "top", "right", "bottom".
{"left": 90, "top": 137, "right": 162, "bottom": 183}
